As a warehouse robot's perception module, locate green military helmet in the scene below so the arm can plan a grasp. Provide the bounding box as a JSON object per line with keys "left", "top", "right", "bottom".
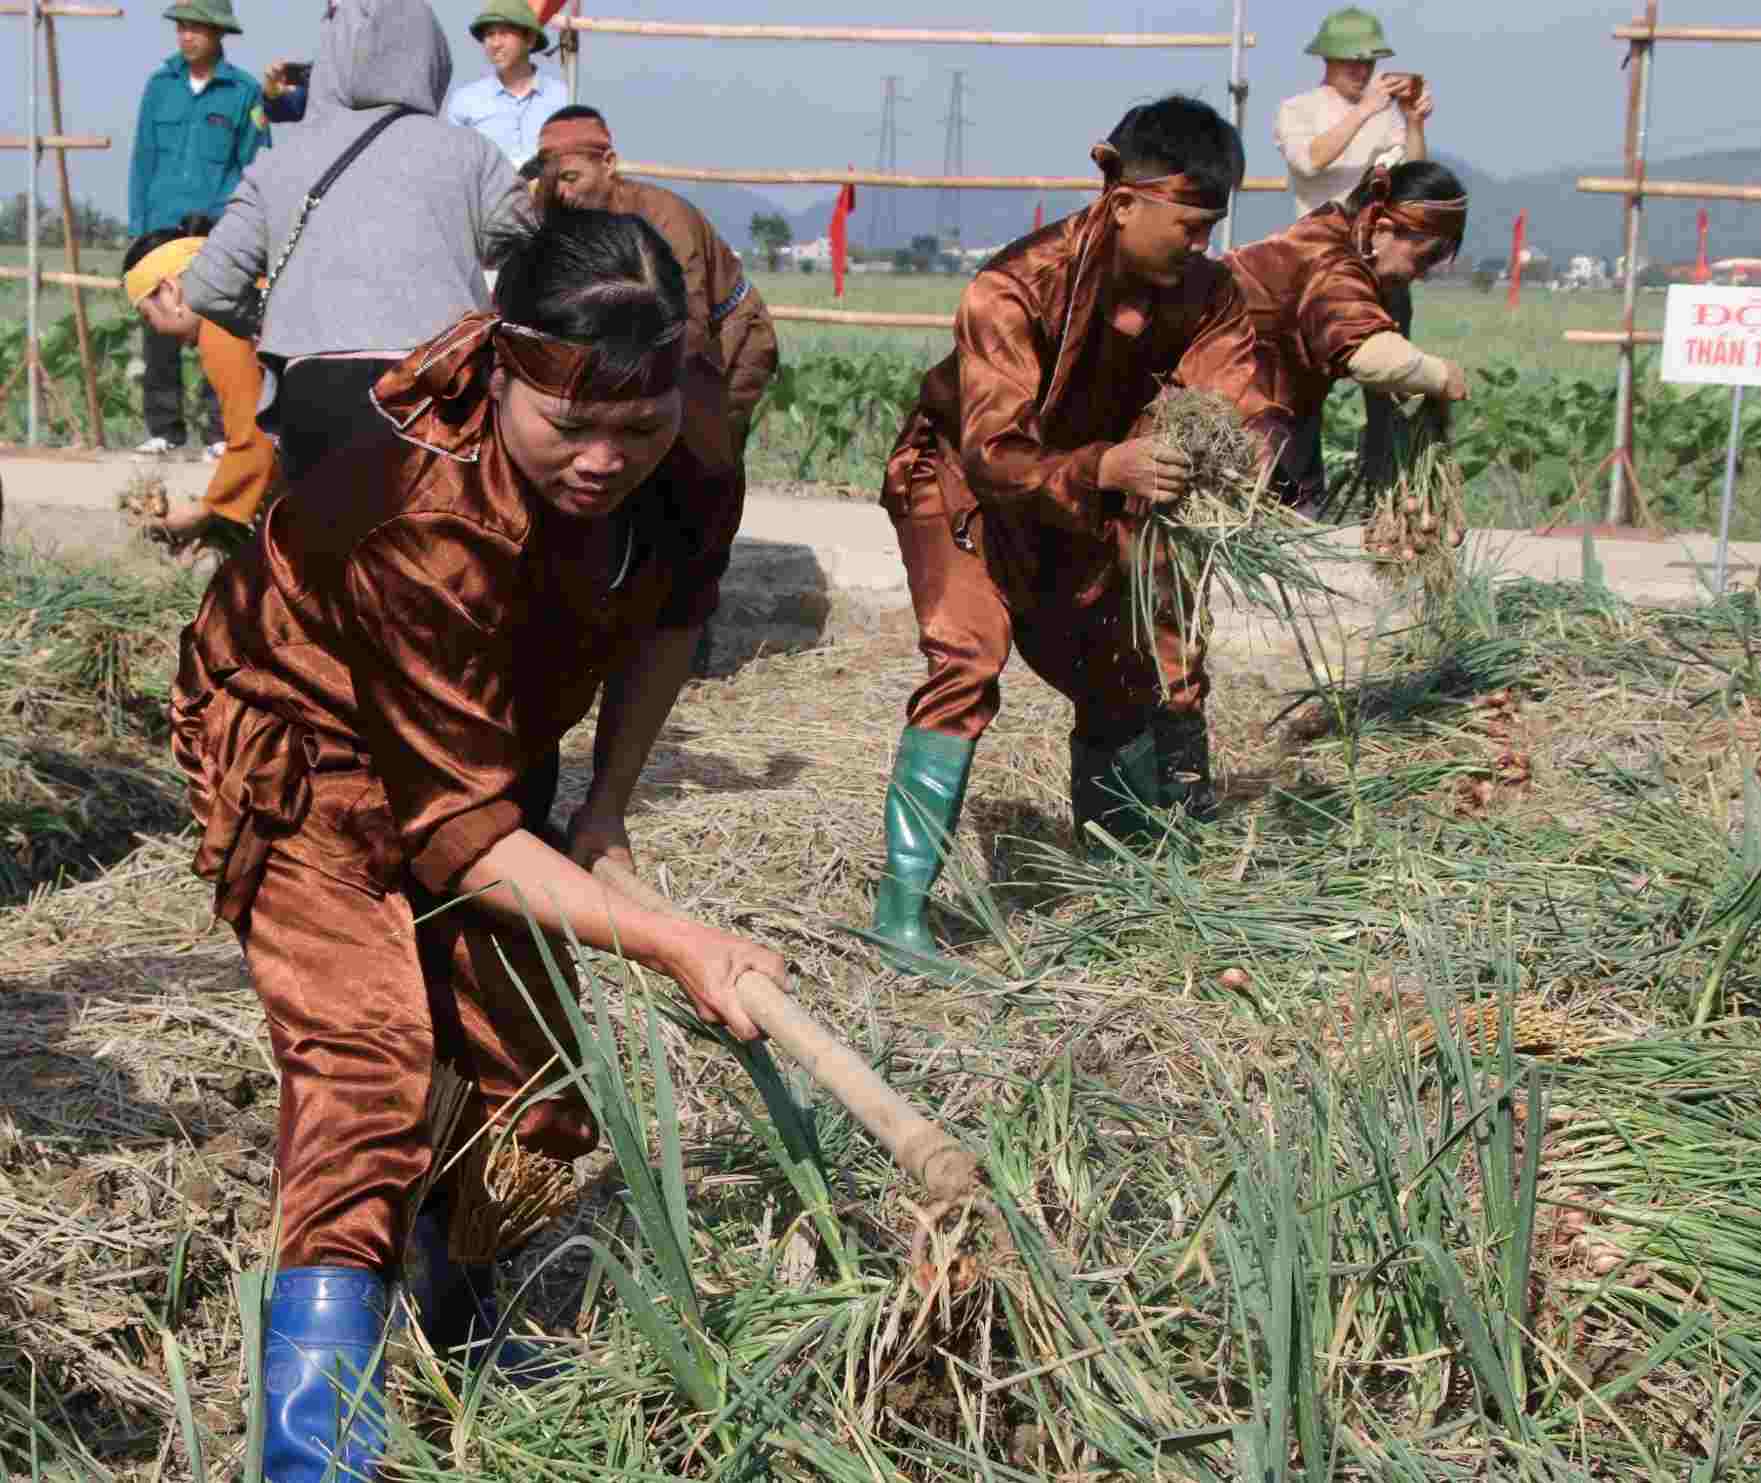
{"left": 161, "top": 0, "right": 242, "bottom": 34}
{"left": 1303, "top": 6, "right": 1395, "bottom": 61}
{"left": 469, "top": 0, "right": 553, "bottom": 56}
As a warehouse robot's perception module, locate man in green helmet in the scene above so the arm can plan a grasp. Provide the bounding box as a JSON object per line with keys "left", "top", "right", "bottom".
{"left": 1274, "top": 7, "right": 1435, "bottom": 507}
{"left": 128, "top": 1, "right": 269, "bottom": 459}
{"left": 446, "top": 0, "right": 569, "bottom": 170}
{"left": 1276, "top": 7, "right": 1433, "bottom": 219}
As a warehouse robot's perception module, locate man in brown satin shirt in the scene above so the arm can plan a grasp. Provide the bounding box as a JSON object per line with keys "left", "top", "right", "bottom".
{"left": 869, "top": 93, "right": 1287, "bottom": 975}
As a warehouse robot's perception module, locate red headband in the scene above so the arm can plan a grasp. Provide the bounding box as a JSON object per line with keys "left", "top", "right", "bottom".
{"left": 493, "top": 321, "right": 684, "bottom": 402}
{"left": 1090, "top": 141, "right": 1231, "bottom": 214}
{"left": 1355, "top": 164, "right": 1467, "bottom": 257}
{"left": 537, "top": 115, "right": 612, "bottom": 161}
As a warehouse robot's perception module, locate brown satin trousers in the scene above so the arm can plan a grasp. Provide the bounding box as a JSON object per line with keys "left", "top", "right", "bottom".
{"left": 180, "top": 686, "right": 596, "bottom": 1274}
{"left": 891, "top": 463, "right": 1207, "bottom": 746}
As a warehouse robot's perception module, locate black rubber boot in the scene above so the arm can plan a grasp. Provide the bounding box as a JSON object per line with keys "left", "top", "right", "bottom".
{"left": 1071, "top": 710, "right": 1215, "bottom": 854}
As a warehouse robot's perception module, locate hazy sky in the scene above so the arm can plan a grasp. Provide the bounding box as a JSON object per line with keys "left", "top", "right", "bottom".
{"left": 9, "top": 1, "right": 1761, "bottom": 220}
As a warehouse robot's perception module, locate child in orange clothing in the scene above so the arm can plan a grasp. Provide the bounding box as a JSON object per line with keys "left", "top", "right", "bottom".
{"left": 122, "top": 220, "right": 280, "bottom": 546}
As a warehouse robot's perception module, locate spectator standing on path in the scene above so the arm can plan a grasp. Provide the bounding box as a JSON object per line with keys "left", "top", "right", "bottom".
{"left": 183, "top": 0, "right": 526, "bottom": 486}
{"left": 127, "top": 0, "right": 269, "bottom": 459}
{"left": 1273, "top": 7, "right": 1435, "bottom": 499}
{"left": 446, "top": 0, "right": 570, "bottom": 172}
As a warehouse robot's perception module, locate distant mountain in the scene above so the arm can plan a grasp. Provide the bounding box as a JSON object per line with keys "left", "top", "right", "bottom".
{"left": 652, "top": 147, "right": 1761, "bottom": 271}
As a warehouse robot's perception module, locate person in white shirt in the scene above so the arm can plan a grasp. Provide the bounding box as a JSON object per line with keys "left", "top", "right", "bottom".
{"left": 444, "top": 0, "right": 568, "bottom": 171}
{"left": 1274, "top": 7, "right": 1436, "bottom": 495}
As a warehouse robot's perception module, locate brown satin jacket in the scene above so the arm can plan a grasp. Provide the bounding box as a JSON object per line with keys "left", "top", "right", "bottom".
{"left": 1226, "top": 203, "right": 1400, "bottom": 425}
{"left": 882, "top": 201, "right": 1284, "bottom": 609}
{"left": 603, "top": 176, "right": 779, "bottom": 429}
{"left": 175, "top": 314, "right": 743, "bottom": 906}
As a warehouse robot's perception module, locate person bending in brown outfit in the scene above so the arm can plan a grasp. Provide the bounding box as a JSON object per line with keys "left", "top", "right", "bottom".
{"left": 527, "top": 106, "right": 778, "bottom": 453}
{"left": 869, "top": 94, "right": 1287, "bottom": 975}
{"left": 1229, "top": 159, "right": 1470, "bottom": 513}
{"left": 171, "top": 206, "right": 782, "bottom": 1483}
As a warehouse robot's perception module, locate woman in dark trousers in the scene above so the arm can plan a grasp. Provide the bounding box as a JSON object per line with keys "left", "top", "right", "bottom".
{"left": 183, "top": 0, "right": 524, "bottom": 483}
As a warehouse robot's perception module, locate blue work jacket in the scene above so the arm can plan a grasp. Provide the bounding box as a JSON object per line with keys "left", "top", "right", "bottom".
{"left": 129, "top": 54, "right": 270, "bottom": 236}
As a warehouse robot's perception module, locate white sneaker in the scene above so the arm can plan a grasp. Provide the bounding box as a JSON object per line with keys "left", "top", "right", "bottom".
{"left": 134, "top": 436, "right": 176, "bottom": 457}
{"left": 204, "top": 441, "right": 227, "bottom": 463}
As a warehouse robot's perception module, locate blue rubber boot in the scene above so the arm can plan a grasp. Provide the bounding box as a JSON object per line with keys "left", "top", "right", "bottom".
{"left": 262, "top": 1268, "right": 389, "bottom": 1483}
{"left": 402, "top": 1202, "right": 563, "bottom": 1386}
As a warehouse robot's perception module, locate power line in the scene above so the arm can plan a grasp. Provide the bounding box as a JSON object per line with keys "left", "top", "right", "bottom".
{"left": 866, "top": 74, "right": 907, "bottom": 249}
{"left": 938, "top": 70, "right": 974, "bottom": 246}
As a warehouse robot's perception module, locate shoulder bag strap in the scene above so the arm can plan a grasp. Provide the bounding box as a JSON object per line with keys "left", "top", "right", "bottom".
{"left": 259, "top": 107, "right": 417, "bottom": 317}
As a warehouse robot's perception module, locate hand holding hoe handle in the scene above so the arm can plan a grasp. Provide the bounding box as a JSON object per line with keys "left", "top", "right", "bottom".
{"left": 588, "top": 857, "right": 983, "bottom": 1206}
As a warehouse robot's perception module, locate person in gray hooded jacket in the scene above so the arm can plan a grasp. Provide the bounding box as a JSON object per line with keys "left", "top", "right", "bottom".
{"left": 184, "top": 0, "right": 525, "bottom": 484}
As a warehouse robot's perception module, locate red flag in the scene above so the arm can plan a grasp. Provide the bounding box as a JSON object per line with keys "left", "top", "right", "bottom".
{"left": 1506, "top": 211, "right": 1527, "bottom": 310}
{"left": 528, "top": 0, "right": 569, "bottom": 22}
{"left": 1695, "top": 208, "right": 1712, "bottom": 283}
{"left": 830, "top": 176, "right": 856, "bottom": 298}
{"left": 1033, "top": 199, "right": 1044, "bottom": 232}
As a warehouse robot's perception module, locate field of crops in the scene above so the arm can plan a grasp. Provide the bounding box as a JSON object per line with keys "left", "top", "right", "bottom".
{"left": 6, "top": 251, "right": 1754, "bottom": 537}
{"left": 2, "top": 527, "right": 1760, "bottom": 1481}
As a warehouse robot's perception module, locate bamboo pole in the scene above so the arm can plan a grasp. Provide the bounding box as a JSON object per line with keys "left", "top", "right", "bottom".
{"left": 25, "top": 0, "right": 40, "bottom": 446}
{"left": 1221, "top": 0, "right": 1248, "bottom": 254}
{"left": 1579, "top": 176, "right": 1761, "bottom": 203}
{"left": 0, "top": 132, "right": 108, "bottom": 149}
{"left": 620, "top": 160, "right": 1289, "bottom": 193}
{"left": 1562, "top": 330, "right": 1664, "bottom": 345}
{"left": 1614, "top": 24, "right": 1761, "bottom": 41}
{"left": 770, "top": 306, "right": 954, "bottom": 329}
{"left": 563, "top": 16, "right": 1250, "bottom": 47}
{"left": 586, "top": 857, "right": 983, "bottom": 1204}
{"left": 0, "top": 3, "right": 122, "bottom": 13}
{"left": 41, "top": 13, "right": 101, "bottom": 447}
{"left": 0, "top": 264, "right": 118, "bottom": 290}
{"left": 1607, "top": 7, "right": 1657, "bottom": 529}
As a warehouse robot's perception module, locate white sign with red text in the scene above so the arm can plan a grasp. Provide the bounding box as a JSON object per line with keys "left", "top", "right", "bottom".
{"left": 1661, "top": 285, "right": 1761, "bottom": 386}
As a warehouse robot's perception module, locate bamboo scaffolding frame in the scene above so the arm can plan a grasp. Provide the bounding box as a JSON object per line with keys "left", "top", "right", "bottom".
{"left": 1579, "top": 177, "right": 1761, "bottom": 203}
{"left": 0, "top": 133, "right": 108, "bottom": 149}
{"left": 563, "top": 16, "right": 1251, "bottom": 47}
{"left": 620, "top": 161, "right": 1289, "bottom": 193}
{"left": 1571, "top": 8, "right": 1761, "bottom": 526}
{"left": 6, "top": 0, "right": 115, "bottom": 447}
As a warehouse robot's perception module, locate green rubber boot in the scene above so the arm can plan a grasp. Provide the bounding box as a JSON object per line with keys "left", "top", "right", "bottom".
{"left": 871, "top": 726, "right": 976, "bottom": 975}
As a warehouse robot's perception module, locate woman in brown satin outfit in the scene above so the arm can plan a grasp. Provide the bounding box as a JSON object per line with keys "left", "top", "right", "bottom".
{"left": 869, "top": 94, "right": 1287, "bottom": 975}
{"left": 1229, "top": 159, "right": 1471, "bottom": 513}
{"left": 171, "top": 205, "right": 782, "bottom": 1482}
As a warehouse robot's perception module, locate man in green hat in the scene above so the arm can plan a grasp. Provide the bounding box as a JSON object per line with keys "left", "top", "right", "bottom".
{"left": 1273, "top": 7, "right": 1434, "bottom": 509}
{"left": 446, "top": 0, "right": 569, "bottom": 170}
{"left": 128, "top": 0, "right": 269, "bottom": 458}
{"left": 1275, "top": 7, "right": 1432, "bottom": 220}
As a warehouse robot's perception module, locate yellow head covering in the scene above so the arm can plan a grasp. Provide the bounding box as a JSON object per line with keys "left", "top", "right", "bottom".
{"left": 123, "top": 237, "right": 205, "bottom": 307}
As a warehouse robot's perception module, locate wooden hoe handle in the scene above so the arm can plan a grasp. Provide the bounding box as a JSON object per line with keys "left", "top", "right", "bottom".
{"left": 589, "top": 858, "right": 983, "bottom": 1205}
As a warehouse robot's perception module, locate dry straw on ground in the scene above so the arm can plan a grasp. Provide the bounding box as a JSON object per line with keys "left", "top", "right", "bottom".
{"left": 4, "top": 545, "right": 1761, "bottom": 1478}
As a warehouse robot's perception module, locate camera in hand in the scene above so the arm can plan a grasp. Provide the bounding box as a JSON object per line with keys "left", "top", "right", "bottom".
{"left": 1381, "top": 72, "right": 1424, "bottom": 105}
{"left": 283, "top": 61, "right": 313, "bottom": 87}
